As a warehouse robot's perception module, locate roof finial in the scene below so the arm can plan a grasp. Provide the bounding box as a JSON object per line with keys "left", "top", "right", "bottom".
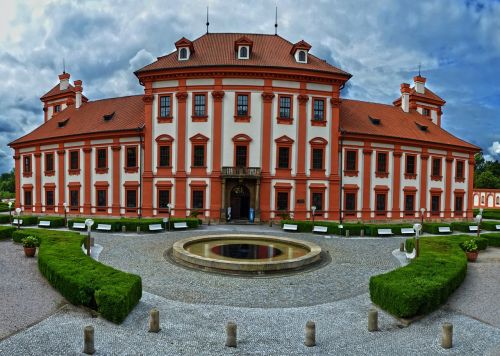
{"left": 63, "top": 58, "right": 66, "bottom": 74}
{"left": 206, "top": 6, "right": 210, "bottom": 34}
{"left": 274, "top": 5, "right": 278, "bottom": 35}
{"left": 418, "top": 63, "right": 421, "bottom": 77}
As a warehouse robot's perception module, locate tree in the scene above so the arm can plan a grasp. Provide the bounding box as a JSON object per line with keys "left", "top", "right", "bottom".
{"left": 474, "top": 153, "right": 500, "bottom": 188}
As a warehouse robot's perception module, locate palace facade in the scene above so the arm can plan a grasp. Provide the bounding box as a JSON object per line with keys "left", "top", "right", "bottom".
{"left": 9, "top": 33, "right": 479, "bottom": 222}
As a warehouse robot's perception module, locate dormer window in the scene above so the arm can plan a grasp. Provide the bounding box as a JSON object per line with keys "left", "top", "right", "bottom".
{"left": 298, "top": 50, "right": 307, "bottom": 63}
{"left": 179, "top": 47, "right": 189, "bottom": 60}
{"left": 290, "top": 40, "right": 312, "bottom": 64}
{"left": 175, "top": 37, "right": 194, "bottom": 61}
{"left": 238, "top": 46, "right": 249, "bottom": 59}
{"left": 234, "top": 36, "right": 253, "bottom": 60}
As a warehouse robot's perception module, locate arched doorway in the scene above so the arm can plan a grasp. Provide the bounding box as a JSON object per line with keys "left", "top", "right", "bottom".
{"left": 230, "top": 185, "right": 251, "bottom": 219}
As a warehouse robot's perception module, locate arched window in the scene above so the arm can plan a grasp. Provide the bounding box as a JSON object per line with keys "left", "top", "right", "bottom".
{"left": 298, "top": 50, "right": 306, "bottom": 62}
{"left": 179, "top": 48, "right": 188, "bottom": 60}
{"left": 481, "top": 196, "right": 485, "bottom": 204}
{"left": 239, "top": 46, "right": 248, "bottom": 59}
{"left": 497, "top": 196, "right": 500, "bottom": 205}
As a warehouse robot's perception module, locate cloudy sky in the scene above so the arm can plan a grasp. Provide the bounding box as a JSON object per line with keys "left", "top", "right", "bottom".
{"left": 1, "top": 0, "right": 499, "bottom": 173}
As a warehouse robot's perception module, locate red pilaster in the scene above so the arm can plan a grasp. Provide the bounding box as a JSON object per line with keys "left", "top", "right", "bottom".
{"left": 57, "top": 145, "right": 65, "bottom": 212}
{"left": 13, "top": 151, "right": 21, "bottom": 209}
{"left": 260, "top": 81, "right": 274, "bottom": 221}
{"left": 392, "top": 147, "right": 402, "bottom": 218}
{"left": 34, "top": 148, "right": 42, "bottom": 212}
{"left": 210, "top": 87, "right": 225, "bottom": 220}
{"left": 467, "top": 154, "right": 475, "bottom": 219}
{"left": 83, "top": 143, "right": 92, "bottom": 214}
{"left": 444, "top": 153, "right": 454, "bottom": 218}
{"left": 420, "top": 149, "right": 429, "bottom": 216}
{"left": 361, "top": 144, "right": 373, "bottom": 219}
{"left": 142, "top": 81, "right": 154, "bottom": 216}
{"left": 295, "top": 92, "right": 309, "bottom": 220}
{"left": 329, "top": 96, "right": 341, "bottom": 220}
{"left": 111, "top": 141, "right": 121, "bottom": 215}
{"left": 175, "top": 83, "right": 188, "bottom": 217}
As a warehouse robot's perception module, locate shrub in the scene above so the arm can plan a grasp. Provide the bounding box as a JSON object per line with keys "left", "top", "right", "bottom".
{"left": 0, "top": 214, "right": 12, "bottom": 224}
{"left": 474, "top": 209, "right": 500, "bottom": 220}
{"left": 423, "top": 222, "right": 452, "bottom": 234}
{"left": 68, "top": 217, "right": 200, "bottom": 232}
{"left": 461, "top": 239, "right": 478, "bottom": 252}
{"left": 405, "top": 238, "right": 415, "bottom": 252}
{"left": 280, "top": 220, "right": 314, "bottom": 232}
{"left": 37, "top": 216, "right": 65, "bottom": 228}
{"left": 451, "top": 221, "right": 479, "bottom": 232}
{"left": 481, "top": 221, "right": 500, "bottom": 231}
{"left": 364, "top": 223, "right": 414, "bottom": 236}
{"left": 16, "top": 215, "right": 39, "bottom": 226}
{"left": 483, "top": 233, "right": 500, "bottom": 247}
{"left": 17, "top": 228, "right": 142, "bottom": 323}
{"left": 68, "top": 218, "right": 122, "bottom": 232}
{"left": 0, "top": 226, "right": 15, "bottom": 239}
{"left": 21, "top": 235, "right": 40, "bottom": 248}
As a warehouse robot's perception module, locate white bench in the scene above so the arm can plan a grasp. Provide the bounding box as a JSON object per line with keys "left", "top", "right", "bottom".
{"left": 438, "top": 226, "right": 452, "bottom": 234}
{"left": 38, "top": 221, "right": 51, "bottom": 227}
{"left": 173, "top": 222, "right": 188, "bottom": 230}
{"left": 72, "top": 222, "right": 86, "bottom": 230}
{"left": 405, "top": 248, "right": 416, "bottom": 260}
{"left": 96, "top": 224, "right": 112, "bottom": 231}
{"left": 468, "top": 225, "right": 478, "bottom": 232}
{"left": 283, "top": 224, "right": 298, "bottom": 232}
{"left": 313, "top": 225, "right": 328, "bottom": 234}
{"left": 12, "top": 219, "right": 23, "bottom": 225}
{"left": 378, "top": 229, "right": 393, "bottom": 236}
{"left": 149, "top": 224, "right": 163, "bottom": 232}
{"left": 401, "top": 228, "right": 415, "bottom": 236}
{"left": 496, "top": 225, "right": 500, "bottom": 231}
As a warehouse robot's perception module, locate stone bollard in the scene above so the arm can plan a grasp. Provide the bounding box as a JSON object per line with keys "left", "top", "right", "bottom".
{"left": 83, "top": 325, "right": 95, "bottom": 355}
{"left": 122, "top": 225, "right": 126, "bottom": 232}
{"left": 441, "top": 323, "right": 453, "bottom": 349}
{"left": 368, "top": 308, "right": 378, "bottom": 332}
{"left": 225, "top": 322, "right": 237, "bottom": 348}
{"left": 400, "top": 242, "right": 405, "bottom": 252}
{"left": 149, "top": 308, "right": 160, "bottom": 333}
{"left": 345, "top": 230, "right": 350, "bottom": 238}
{"left": 137, "top": 226, "right": 141, "bottom": 233}
{"left": 304, "top": 321, "right": 316, "bottom": 347}
{"left": 360, "top": 229, "right": 365, "bottom": 237}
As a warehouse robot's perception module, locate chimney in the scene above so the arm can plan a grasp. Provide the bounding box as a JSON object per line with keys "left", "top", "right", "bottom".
{"left": 59, "top": 72, "right": 70, "bottom": 90}
{"left": 413, "top": 75, "right": 426, "bottom": 94}
{"left": 74, "top": 80, "right": 83, "bottom": 109}
{"left": 400, "top": 83, "right": 411, "bottom": 113}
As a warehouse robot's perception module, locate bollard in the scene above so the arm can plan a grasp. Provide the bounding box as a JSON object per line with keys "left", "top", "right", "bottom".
{"left": 137, "top": 226, "right": 141, "bottom": 233}
{"left": 83, "top": 325, "right": 95, "bottom": 355}
{"left": 304, "top": 321, "right": 316, "bottom": 347}
{"left": 149, "top": 308, "right": 160, "bottom": 333}
{"left": 400, "top": 242, "right": 405, "bottom": 252}
{"left": 360, "top": 229, "right": 365, "bottom": 237}
{"left": 225, "top": 322, "right": 237, "bottom": 348}
{"left": 345, "top": 230, "right": 350, "bottom": 238}
{"left": 368, "top": 308, "right": 378, "bottom": 332}
{"left": 122, "top": 225, "right": 126, "bottom": 232}
{"left": 441, "top": 323, "right": 453, "bottom": 349}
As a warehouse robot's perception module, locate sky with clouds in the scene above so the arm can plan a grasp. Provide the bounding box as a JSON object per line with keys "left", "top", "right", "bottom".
{"left": 0, "top": 0, "right": 499, "bottom": 173}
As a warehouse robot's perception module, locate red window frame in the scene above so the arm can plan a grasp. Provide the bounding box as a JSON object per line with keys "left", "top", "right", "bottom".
{"left": 23, "top": 185, "right": 33, "bottom": 208}
{"left": 404, "top": 154, "right": 417, "bottom": 179}
{"left": 275, "top": 135, "right": 294, "bottom": 175}
{"left": 190, "top": 181, "right": 207, "bottom": 212}
{"left": 44, "top": 185, "right": 55, "bottom": 211}
{"left": 68, "top": 150, "right": 80, "bottom": 175}
{"left": 403, "top": 187, "right": 417, "bottom": 216}
{"left": 343, "top": 184, "right": 359, "bottom": 217}
{"left": 156, "top": 181, "right": 173, "bottom": 213}
{"left": 309, "top": 137, "right": 327, "bottom": 178}
{"left": 156, "top": 134, "right": 174, "bottom": 175}
{"left": 95, "top": 147, "right": 108, "bottom": 174}
{"left": 344, "top": 149, "right": 358, "bottom": 176}
{"left": 192, "top": 92, "right": 208, "bottom": 122}
{"left": 44, "top": 152, "right": 55, "bottom": 176}
{"left": 234, "top": 92, "right": 251, "bottom": 122}
{"left": 124, "top": 145, "right": 138, "bottom": 173}
{"left": 232, "top": 134, "right": 252, "bottom": 168}
{"left": 158, "top": 94, "right": 173, "bottom": 123}
{"left": 274, "top": 183, "right": 292, "bottom": 213}
{"left": 431, "top": 157, "right": 442, "bottom": 181}
{"left": 277, "top": 94, "right": 294, "bottom": 124}
{"left": 375, "top": 151, "right": 389, "bottom": 178}
{"left": 455, "top": 160, "right": 465, "bottom": 182}
{"left": 190, "top": 134, "right": 209, "bottom": 174}
{"left": 374, "top": 185, "right": 389, "bottom": 217}
{"left": 311, "top": 97, "right": 326, "bottom": 126}
{"left": 23, "top": 155, "right": 32, "bottom": 177}
{"left": 310, "top": 184, "right": 326, "bottom": 217}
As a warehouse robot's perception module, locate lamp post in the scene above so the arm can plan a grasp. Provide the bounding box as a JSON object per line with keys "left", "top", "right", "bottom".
{"left": 8, "top": 201, "right": 12, "bottom": 224}
{"left": 85, "top": 219, "right": 94, "bottom": 256}
{"left": 63, "top": 202, "right": 68, "bottom": 227}
{"left": 413, "top": 223, "right": 422, "bottom": 258}
{"left": 15, "top": 207, "right": 21, "bottom": 230}
{"left": 311, "top": 205, "right": 317, "bottom": 226}
{"left": 167, "top": 203, "right": 173, "bottom": 231}
{"left": 475, "top": 209, "right": 483, "bottom": 240}
{"left": 420, "top": 207, "right": 426, "bottom": 225}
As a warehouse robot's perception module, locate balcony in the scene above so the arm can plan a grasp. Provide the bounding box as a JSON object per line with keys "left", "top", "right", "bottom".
{"left": 221, "top": 166, "right": 261, "bottom": 178}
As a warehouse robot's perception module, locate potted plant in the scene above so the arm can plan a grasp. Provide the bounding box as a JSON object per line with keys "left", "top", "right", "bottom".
{"left": 462, "top": 239, "right": 478, "bottom": 262}
{"left": 21, "top": 236, "right": 40, "bottom": 257}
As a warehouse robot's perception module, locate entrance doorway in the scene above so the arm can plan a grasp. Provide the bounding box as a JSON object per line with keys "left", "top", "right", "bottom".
{"left": 230, "top": 185, "right": 251, "bottom": 219}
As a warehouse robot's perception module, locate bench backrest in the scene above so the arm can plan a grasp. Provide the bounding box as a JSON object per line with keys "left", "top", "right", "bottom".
{"left": 496, "top": 225, "right": 500, "bottom": 230}
{"left": 97, "top": 224, "right": 112, "bottom": 229}
{"left": 12, "top": 219, "right": 22, "bottom": 224}
{"left": 283, "top": 224, "right": 298, "bottom": 230}
{"left": 378, "top": 229, "right": 393, "bottom": 234}
{"left": 438, "top": 227, "right": 451, "bottom": 232}
{"left": 468, "top": 226, "right": 478, "bottom": 231}
{"left": 401, "top": 228, "right": 414, "bottom": 233}
{"left": 313, "top": 226, "right": 328, "bottom": 232}
{"left": 174, "top": 222, "right": 188, "bottom": 228}
{"left": 149, "top": 224, "right": 163, "bottom": 229}
{"left": 39, "top": 221, "right": 51, "bottom": 226}
{"left": 73, "top": 223, "right": 86, "bottom": 228}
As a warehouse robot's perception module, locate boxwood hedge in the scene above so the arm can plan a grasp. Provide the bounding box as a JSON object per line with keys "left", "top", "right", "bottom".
{"left": 68, "top": 217, "right": 200, "bottom": 232}
{"left": 450, "top": 221, "right": 479, "bottom": 232}
{"left": 481, "top": 221, "right": 500, "bottom": 231}
{"left": 483, "top": 233, "right": 500, "bottom": 247}
{"left": 370, "top": 234, "right": 487, "bottom": 318}
{"left": 364, "top": 223, "right": 414, "bottom": 236}
{"left": 13, "top": 229, "right": 142, "bottom": 323}
{"left": 422, "top": 222, "right": 452, "bottom": 234}
{"left": 474, "top": 209, "right": 500, "bottom": 220}
{"left": 37, "top": 216, "right": 65, "bottom": 228}
{"left": 0, "top": 215, "right": 12, "bottom": 224}
{"left": 0, "top": 226, "right": 15, "bottom": 239}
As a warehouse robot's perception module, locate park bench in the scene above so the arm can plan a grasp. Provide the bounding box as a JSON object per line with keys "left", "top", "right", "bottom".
{"left": 283, "top": 224, "right": 298, "bottom": 232}
{"left": 149, "top": 224, "right": 163, "bottom": 232}
{"left": 96, "top": 224, "right": 112, "bottom": 231}
{"left": 468, "top": 225, "right": 478, "bottom": 232}
{"left": 496, "top": 225, "right": 500, "bottom": 231}
{"left": 72, "top": 222, "right": 86, "bottom": 230}
{"left": 377, "top": 228, "right": 393, "bottom": 236}
{"left": 405, "top": 248, "right": 416, "bottom": 260}
{"left": 38, "top": 221, "right": 51, "bottom": 227}
{"left": 313, "top": 225, "right": 328, "bottom": 234}
{"left": 173, "top": 222, "right": 188, "bottom": 230}
{"left": 438, "top": 226, "right": 452, "bottom": 234}
{"left": 400, "top": 228, "right": 415, "bottom": 236}
{"left": 12, "top": 219, "right": 23, "bottom": 226}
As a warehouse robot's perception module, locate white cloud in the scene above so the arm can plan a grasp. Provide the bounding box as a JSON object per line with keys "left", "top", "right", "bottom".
{"left": 488, "top": 141, "right": 500, "bottom": 157}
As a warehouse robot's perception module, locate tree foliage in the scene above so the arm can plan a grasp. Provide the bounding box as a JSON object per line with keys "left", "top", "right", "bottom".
{"left": 474, "top": 153, "right": 500, "bottom": 189}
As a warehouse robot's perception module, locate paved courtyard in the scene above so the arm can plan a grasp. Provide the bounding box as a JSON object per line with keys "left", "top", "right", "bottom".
{"left": 1, "top": 225, "right": 500, "bottom": 355}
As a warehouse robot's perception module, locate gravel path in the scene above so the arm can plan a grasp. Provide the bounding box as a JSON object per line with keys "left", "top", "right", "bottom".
{"left": 0, "top": 240, "right": 65, "bottom": 340}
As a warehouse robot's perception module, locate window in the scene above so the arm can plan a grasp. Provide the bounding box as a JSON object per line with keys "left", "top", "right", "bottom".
{"left": 235, "top": 145, "right": 247, "bottom": 167}
{"left": 46, "top": 190, "right": 54, "bottom": 208}
{"left": 278, "top": 147, "right": 290, "bottom": 169}
{"left": 422, "top": 108, "right": 430, "bottom": 116}
{"left": 404, "top": 194, "right": 415, "bottom": 214}
{"left": 406, "top": 155, "right": 416, "bottom": 175}
{"left": 377, "top": 152, "right": 387, "bottom": 173}
{"left": 126, "top": 147, "right": 137, "bottom": 168}
{"left": 158, "top": 190, "right": 170, "bottom": 210}
{"left": 54, "top": 104, "right": 61, "bottom": 113}
{"left": 345, "top": 193, "right": 356, "bottom": 213}
{"left": 312, "top": 192, "right": 323, "bottom": 211}
{"left": 277, "top": 192, "right": 289, "bottom": 211}
{"left": 97, "top": 148, "right": 107, "bottom": 169}
{"left": 45, "top": 153, "right": 54, "bottom": 172}
{"left": 432, "top": 158, "right": 441, "bottom": 177}
{"left": 192, "top": 190, "right": 204, "bottom": 209}
{"left": 24, "top": 191, "right": 32, "bottom": 207}
{"left": 159, "top": 95, "right": 172, "bottom": 118}
{"left": 70, "top": 151, "right": 79, "bottom": 170}
{"left": 179, "top": 47, "right": 188, "bottom": 60}
{"left": 376, "top": 193, "right": 386, "bottom": 213}
{"left": 159, "top": 146, "right": 171, "bottom": 167}
{"left": 279, "top": 96, "right": 292, "bottom": 119}
{"left": 313, "top": 98, "right": 325, "bottom": 121}
{"left": 238, "top": 46, "right": 248, "bottom": 59}
{"left": 126, "top": 189, "right": 137, "bottom": 208}
{"left": 236, "top": 94, "right": 249, "bottom": 117}
{"left": 70, "top": 190, "right": 79, "bottom": 210}
{"left": 193, "top": 145, "right": 205, "bottom": 167}
{"left": 97, "top": 190, "right": 107, "bottom": 209}
{"left": 193, "top": 94, "right": 206, "bottom": 117}
{"left": 23, "top": 156, "right": 31, "bottom": 174}
{"left": 346, "top": 150, "right": 357, "bottom": 171}
{"left": 298, "top": 50, "right": 306, "bottom": 62}
{"left": 431, "top": 195, "right": 440, "bottom": 214}
{"left": 455, "top": 196, "right": 463, "bottom": 212}
{"left": 456, "top": 161, "right": 464, "bottom": 179}
{"left": 312, "top": 148, "right": 323, "bottom": 170}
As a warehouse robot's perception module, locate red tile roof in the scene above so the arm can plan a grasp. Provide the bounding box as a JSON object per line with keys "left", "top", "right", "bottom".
{"left": 393, "top": 86, "right": 445, "bottom": 106}
{"left": 40, "top": 83, "right": 89, "bottom": 102}
{"left": 10, "top": 95, "right": 144, "bottom": 146}
{"left": 136, "top": 33, "right": 351, "bottom": 77}
{"left": 340, "top": 99, "right": 477, "bottom": 150}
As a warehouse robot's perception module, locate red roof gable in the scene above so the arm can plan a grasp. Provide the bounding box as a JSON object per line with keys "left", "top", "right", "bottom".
{"left": 393, "top": 86, "right": 445, "bottom": 106}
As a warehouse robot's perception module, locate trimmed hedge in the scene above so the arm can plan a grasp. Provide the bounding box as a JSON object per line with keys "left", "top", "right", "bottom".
{"left": 68, "top": 217, "right": 200, "bottom": 232}
{"left": 69, "top": 218, "right": 122, "bottom": 232}
{"left": 450, "top": 221, "right": 478, "bottom": 232}
{"left": 474, "top": 208, "right": 500, "bottom": 220}
{"left": 423, "top": 222, "right": 452, "bottom": 234}
{"left": 37, "top": 216, "right": 65, "bottom": 228}
{"left": 483, "top": 233, "right": 500, "bottom": 247}
{"left": 13, "top": 229, "right": 142, "bottom": 323}
{"left": 0, "top": 215, "right": 12, "bottom": 224}
{"left": 364, "top": 223, "right": 414, "bottom": 236}
{"left": 0, "top": 226, "right": 15, "bottom": 239}
{"left": 481, "top": 221, "right": 500, "bottom": 231}
{"left": 370, "top": 234, "right": 487, "bottom": 318}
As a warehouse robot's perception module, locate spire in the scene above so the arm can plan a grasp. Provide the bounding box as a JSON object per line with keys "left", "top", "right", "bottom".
{"left": 274, "top": 6, "right": 278, "bottom": 35}
{"left": 63, "top": 58, "right": 66, "bottom": 74}
{"left": 206, "top": 6, "right": 210, "bottom": 34}
{"left": 418, "top": 63, "right": 421, "bottom": 77}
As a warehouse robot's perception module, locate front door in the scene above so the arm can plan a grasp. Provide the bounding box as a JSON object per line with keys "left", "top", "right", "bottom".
{"left": 230, "top": 185, "right": 250, "bottom": 219}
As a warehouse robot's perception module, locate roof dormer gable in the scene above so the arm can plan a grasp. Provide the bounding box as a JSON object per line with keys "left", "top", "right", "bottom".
{"left": 175, "top": 37, "right": 194, "bottom": 61}
{"left": 290, "top": 40, "right": 312, "bottom": 63}
{"left": 235, "top": 36, "right": 253, "bottom": 60}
